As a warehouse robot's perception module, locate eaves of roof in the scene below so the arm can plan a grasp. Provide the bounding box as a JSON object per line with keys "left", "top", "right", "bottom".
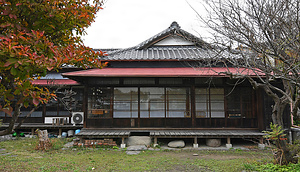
{"left": 32, "top": 79, "right": 79, "bottom": 86}
{"left": 62, "top": 67, "right": 259, "bottom": 78}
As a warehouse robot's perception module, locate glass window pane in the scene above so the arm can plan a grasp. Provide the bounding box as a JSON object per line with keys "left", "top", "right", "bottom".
{"left": 150, "top": 102, "right": 164, "bottom": 110}
{"left": 167, "top": 88, "right": 190, "bottom": 118}
{"left": 88, "top": 87, "right": 112, "bottom": 118}
{"left": 113, "top": 87, "right": 138, "bottom": 118}
{"left": 226, "top": 87, "right": 253, "bottom": 118}
{"left": 140, "top": 87, "right": 164, "bottom": 95}
{"left": 167, "top": 88, "right": 186, "bottom": 94}
{"left": 72, "top": 87, "right": 84, "bottom": 112}
{"left": 140, "top": 111, "right": 149, "bottom": 118}
{"left": 168, "top": 102, "right": 186, "bottom": 110}
{"left": 140, "top": 87, "right": 165, "bottom": 118}
{"left": 211, "top": 111, "right": 225, "bottom": 118}
{"left": 195, "top": 88, "right": 208, "bottom": 94}
{"left": 150, "top": 111, "right": 165, "bottom": 117}
{"left": 195, "top": 88, "right": 208, "bottom": 118}
{"left": 195, "top": 88, "right": 225, "bottom": 118}
{"left": 210, "top": 88, "right": 224, "bottom": 118}
{"left": 45, "top": 98, "right": 58, "bottom": 116}
{"left": 114, "top": 111, "right": 138, "bottom": 118}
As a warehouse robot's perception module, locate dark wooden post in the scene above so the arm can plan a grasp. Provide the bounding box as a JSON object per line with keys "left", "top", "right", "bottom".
{"left": 256, "top": 89, "right": 265, "bottom": 131}
{"left": 42, "top": 104, "right": 46, "bottom": 123}
{"left": 165, "top": 87, "right": 168, "bottom": 127}
{"left": 209, "top": 88, "right": 212, "bottom": 127}
{"left": 191, "top": 86, "right": 196, "bottom": 127}
{"left": 83, "top": 84, "right": 88, "bottom": 128}
{"left": 153, "top": 136, "right": 158, "bottom": 147}
{"left": 224, "top": 86, "right": 228, "bottom": 127}
{"left": 138, "top": 87, "right": 140, "bottom": 128}
{"left": 111, "top": 87, "right": 114, "bottom": 126}
{"left": 227, "top": 137, "right": 231, "bottom": 144}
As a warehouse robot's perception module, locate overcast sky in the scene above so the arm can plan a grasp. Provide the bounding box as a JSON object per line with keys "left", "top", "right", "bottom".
{"left": 82, "top": 0, "right": 208, "bottom": 49}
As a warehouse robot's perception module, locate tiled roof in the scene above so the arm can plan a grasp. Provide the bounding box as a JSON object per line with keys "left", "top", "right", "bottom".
{"left": 100, "top": 46, "right": 214, "bottom": 61}
{"left": 98, "top": 22, "right": 215, "bottom": 61}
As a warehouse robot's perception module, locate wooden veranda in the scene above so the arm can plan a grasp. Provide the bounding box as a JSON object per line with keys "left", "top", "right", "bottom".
{"left": 76, "top": 128, "right": 266, "bottom": 147}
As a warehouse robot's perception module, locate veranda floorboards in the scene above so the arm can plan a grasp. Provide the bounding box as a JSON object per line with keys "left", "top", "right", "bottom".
{"left": 76, "top": 128, "right": 266, "bottom": 140}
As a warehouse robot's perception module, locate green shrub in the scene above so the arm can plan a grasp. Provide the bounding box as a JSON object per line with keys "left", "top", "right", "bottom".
{"left": 243, "top": 163, "right": 258, "bottom": 171}
{"left": 244, "top": 163, "right": 300, "bottom": 172}
{"left": 293, "top": 116, "right": 300, "bottom": 126}
{"left": 258, "top": 163, "right": 300, "bottom": 172}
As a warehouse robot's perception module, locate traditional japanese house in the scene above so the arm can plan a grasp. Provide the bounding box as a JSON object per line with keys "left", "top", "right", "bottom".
{"left": 2, "top": 22, "right": 290, "bottom": 147}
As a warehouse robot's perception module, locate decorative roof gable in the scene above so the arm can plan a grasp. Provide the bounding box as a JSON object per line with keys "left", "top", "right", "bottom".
{"left": 154, "top": 35, "right": 195, "bottom": 46}
{"left": 136, "top": 21, "right": 208, "bottom": 49}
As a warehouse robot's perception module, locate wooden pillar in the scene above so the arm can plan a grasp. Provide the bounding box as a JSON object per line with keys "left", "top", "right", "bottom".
{"left": 83, "top": 83, "right": 89, "bottom": 128}
{"left": 224, "top": 86, "right": 228, "bottom": 127}
{"left": 121, "top": 137, "right": 126, "bottom": 148}
{"left": 227, "top": 137, "right": 231, "bottom": 144}
{"left": 59, "top": 128, "right": 62, "bottom": 136}
{"left": 122, "top": 137, "right": 125, "bottom": 144}
{"left": 110, "top": 87, "right": 114, "bottom": 126}
{"left": 193, "top": 136, "right": 198, "bottom": 148}
{"left": 138, "top": 87, "right": 140, "bottom": 128}
{"left": 226, "top": 137, "right": 232, "bottom": 148}
{"left": 164, "top": 87, "right": 167, "bottom": 127}
{"left": 208, "top": 88, "right": 212, "bottom": 127}
{"left": 31, "top": 128, "right": 34, "bottom": 135}
{"left": 42, "top": 104, "right": 46, "bottom": 123}
{"left": 258, "top": 136, "right": 265, "bottom": 149}
{"left": 191, "top": 85, "right": 196, "bottom": 127}
{"left": 153, "top": 136, "right": 158, "bottom": 147}
{"left": 256, "top": 89, "right": 265, "bottom": 131}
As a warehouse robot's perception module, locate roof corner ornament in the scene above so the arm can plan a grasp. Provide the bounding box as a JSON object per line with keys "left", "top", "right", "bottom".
{"left": 170, "top": 21, "right": 180, "bottom": 29}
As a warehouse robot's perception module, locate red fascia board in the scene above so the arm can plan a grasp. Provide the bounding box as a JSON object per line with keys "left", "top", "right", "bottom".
{"left": 62, "top": 67, "right": 258, "bottom": 78}
{"left": 32, "top": 79, "right": 79, "bottom": 86}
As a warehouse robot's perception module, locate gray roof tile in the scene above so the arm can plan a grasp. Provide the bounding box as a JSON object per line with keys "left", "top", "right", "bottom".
{"left": 101, "top": 46, "right": 214, "bottom": 61}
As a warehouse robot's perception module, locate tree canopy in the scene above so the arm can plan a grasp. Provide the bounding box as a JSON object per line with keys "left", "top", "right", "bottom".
{"left": 0, "top": 0, "right": 106, "bottom": 135}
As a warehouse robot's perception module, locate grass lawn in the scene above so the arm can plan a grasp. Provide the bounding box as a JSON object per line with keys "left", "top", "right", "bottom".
{"left": 0, "top": 138, "right": 273, "bottom": 172}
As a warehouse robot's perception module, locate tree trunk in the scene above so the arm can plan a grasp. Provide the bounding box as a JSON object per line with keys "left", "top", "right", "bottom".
{"left": 272, "top": 101, "right": 286, "bottom": 127}
{"left": 272, "top": 100, "right": 297, "bottom": 164}
{"left": 0, "top": 104, "right": 21, "bottom": 136}
{"left": 36, "top": 129, "right": 52, "bottom": 150}
{"left": 276, "top": 139, "right": 297, "bottom": 165}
